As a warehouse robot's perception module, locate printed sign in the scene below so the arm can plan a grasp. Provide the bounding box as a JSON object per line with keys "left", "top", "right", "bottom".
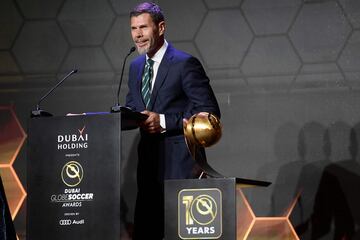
{"left": 178, "top": 188, "right": 222, "bottom": 239}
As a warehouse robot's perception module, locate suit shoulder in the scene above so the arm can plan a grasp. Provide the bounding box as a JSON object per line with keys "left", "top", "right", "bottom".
{"left": 170, "top": 47, "right": 193, "bottom": 61}
{"left": 167, "top": 47, "right": 204, "bottom": 68}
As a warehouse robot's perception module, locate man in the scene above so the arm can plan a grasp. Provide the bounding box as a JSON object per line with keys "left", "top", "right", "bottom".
{"left": 125, "top": 2, "right": 220, "bottom": 239}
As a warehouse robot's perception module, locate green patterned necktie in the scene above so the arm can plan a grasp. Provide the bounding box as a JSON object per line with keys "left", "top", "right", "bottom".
{"left": 141, "top": 58, "right": 154, "bottom": 109}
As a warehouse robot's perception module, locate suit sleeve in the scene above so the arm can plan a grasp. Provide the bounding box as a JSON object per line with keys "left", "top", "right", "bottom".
{"left": 165, "top": 57, "right": 220, "bottom": 132}
{"left": 125, "top": 63, "right": 138, "bottom": 111}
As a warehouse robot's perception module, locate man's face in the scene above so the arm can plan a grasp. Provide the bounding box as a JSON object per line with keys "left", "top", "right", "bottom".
{"left": 130, "top": 13, "right": 165, "bottom": 57}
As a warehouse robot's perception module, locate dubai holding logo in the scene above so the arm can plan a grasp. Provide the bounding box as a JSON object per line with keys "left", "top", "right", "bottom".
{"left": 57, "top": 126, "right": 88, "bottom": 150}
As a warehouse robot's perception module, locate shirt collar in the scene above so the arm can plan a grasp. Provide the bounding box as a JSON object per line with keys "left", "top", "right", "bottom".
{"left": 146, "top": 40, "right": 168, "bottom": 63}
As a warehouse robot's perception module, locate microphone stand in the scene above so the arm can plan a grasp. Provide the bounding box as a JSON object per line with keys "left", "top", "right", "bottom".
{"left": 111, "top": 47, "right": 136, "bottom": 113}
{"left": 31, "top": 69, "right": 78, "bottom": 118}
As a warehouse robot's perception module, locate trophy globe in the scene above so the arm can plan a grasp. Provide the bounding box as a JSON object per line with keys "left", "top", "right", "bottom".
{"left": 183, "top": 112, "right": 223, "bottom": 177}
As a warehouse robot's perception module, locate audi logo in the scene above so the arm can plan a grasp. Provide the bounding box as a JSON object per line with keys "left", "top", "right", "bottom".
{"left": 59, "top": 219, "right": 72, "bottom": 226}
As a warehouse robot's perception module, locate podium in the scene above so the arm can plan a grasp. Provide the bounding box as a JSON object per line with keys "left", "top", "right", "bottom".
{"left": 0, "top": 175, "right": 17, "bottom": 240}
{"left": 165, "top": 177, "right": 271, "bottom": 240}
{"left": 27, "top": 112, "right": 144, "bottom": 240}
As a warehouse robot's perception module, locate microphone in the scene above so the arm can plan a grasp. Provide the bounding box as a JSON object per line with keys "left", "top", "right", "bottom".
{"left": 111, "top": 46, "right": 136, "bottom": 112}
{"left": 31, "top": 69, "right": 78, "bottom": 118}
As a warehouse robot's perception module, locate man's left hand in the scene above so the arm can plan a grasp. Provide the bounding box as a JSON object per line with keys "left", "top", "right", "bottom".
{"left": 140, "top": 110, "right": 163, "bottom": 134}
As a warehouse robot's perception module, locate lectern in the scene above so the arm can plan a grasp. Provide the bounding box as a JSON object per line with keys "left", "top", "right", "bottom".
{"left": 27, "top": 112, "right": 144, "bottom": 240}
{"left": 165, "top": 177, "right": 270, "bottom": 240}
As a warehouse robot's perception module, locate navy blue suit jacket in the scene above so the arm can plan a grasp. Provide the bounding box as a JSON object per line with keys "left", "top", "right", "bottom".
{"left": 126, "top": 44, "right": 220, "bottom": 183}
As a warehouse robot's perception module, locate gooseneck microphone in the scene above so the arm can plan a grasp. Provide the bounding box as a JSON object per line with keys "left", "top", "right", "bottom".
{"left": 111, "top": 46, "right": 136, "bottom": 112}
{"left": 31, "top": 69, "right": 78, "bottom": 117}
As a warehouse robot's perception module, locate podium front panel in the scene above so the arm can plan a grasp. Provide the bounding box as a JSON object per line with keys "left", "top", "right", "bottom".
{"left": 27, "top": 114, "right": 121, "bottom": 240}
{"left": 165, "top": 178, "right": 236, "bottom": 240}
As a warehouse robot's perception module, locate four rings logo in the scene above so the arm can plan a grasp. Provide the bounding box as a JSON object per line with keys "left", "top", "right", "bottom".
{"left": 61, "top": 161, "right": 84, "bottom": 187}
{"left": 59, "top": 219, "right": 72, "bottom": 226}
{"left": 178, "top": 188, "right": 222, "bottom": 239}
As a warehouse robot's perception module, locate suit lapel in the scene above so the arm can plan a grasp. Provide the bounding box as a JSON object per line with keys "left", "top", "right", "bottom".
{"left": 148, "top": 46, "right": 173, "bottom": 110}
{"left": 136, "top": 56, "right": 146, "bottom": 107}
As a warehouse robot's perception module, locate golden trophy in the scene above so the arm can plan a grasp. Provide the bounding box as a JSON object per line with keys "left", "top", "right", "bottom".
{"left": 183, "top": 112, "right": 223, "bottom": 178}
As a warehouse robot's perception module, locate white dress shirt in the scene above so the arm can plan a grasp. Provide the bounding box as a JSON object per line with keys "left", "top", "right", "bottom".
{"left": 146, "top": 40, "right": 169, "bottom": 130}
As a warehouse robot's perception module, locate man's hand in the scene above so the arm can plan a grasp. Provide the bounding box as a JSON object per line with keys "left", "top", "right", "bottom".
{"left": 140, "top": 110, "right": 163, "bottom": 134}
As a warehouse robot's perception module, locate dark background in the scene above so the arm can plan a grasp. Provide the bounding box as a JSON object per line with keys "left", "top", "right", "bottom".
{"left": 1, "top": 0, "right": 360, "bottom": 239}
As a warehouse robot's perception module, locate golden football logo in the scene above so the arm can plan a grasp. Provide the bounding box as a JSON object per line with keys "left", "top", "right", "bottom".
{"left": 61, "top": 161, "right": 84, "bottom": 187}
{"left": 190, "top": 195, "right": 217, "bottom": 225}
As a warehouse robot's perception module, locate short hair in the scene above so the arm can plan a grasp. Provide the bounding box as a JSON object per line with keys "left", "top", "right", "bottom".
{"left": 130, "top": 2, "right": 165, "bottom": 24}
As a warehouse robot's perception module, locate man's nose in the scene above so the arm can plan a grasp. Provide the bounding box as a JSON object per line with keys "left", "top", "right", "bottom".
{"left": 135, "top": 29, "right": 143, "bottom": 38}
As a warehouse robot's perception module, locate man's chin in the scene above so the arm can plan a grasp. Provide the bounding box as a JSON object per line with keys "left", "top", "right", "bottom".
{"left": 136, "top": 47, "right": 148, "bottom": 55}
